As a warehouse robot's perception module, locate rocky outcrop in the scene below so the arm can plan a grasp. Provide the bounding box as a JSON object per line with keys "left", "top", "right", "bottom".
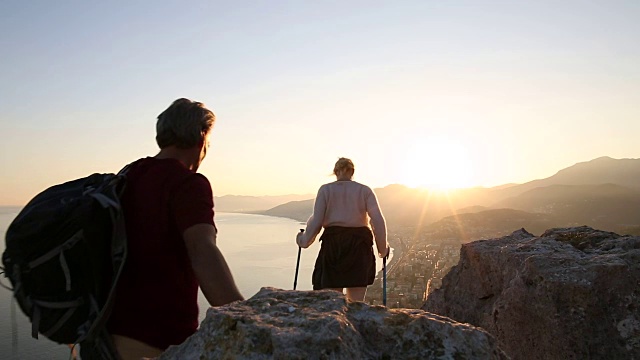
{"left": 422, "top": 226, "right": 640, "bottom": 360}
{"left": 159, "top": 287, "right": 508, "bottom": 359}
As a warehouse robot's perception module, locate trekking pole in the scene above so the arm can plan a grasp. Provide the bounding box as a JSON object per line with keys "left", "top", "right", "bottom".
{"left": 293, "top": 229, "right": 304, "bottom": 290}
{"left": 383, "top": 250, "right": 388, "bottom": 306}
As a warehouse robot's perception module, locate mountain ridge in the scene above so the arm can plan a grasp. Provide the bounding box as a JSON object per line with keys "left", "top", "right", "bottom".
{"left": 214, "top": 194, "right": 313, "bottom": 212}
{"left": 254, "top": 156, "right": 640, "bottom": 235}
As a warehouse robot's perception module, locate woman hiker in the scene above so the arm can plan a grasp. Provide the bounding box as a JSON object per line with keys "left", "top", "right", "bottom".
{"left": 296, "top": 157, "right": 389, "bottom": 301}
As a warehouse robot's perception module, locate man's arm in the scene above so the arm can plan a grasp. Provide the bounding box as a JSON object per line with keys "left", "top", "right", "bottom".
{"left": 183, "top": 223, "right": 244, "bottom": 306}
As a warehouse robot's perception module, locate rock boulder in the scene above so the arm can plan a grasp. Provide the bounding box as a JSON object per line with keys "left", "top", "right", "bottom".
{"left": 159, "top": 287, "right": 507, "bottom": 359}
{"left": 423, "top": 226, "right": 640, "bottom": 360}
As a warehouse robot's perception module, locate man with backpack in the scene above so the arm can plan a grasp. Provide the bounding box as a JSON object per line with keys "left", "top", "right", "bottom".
{"left": 106, "top": 98, "right": 244, "bottom": 359}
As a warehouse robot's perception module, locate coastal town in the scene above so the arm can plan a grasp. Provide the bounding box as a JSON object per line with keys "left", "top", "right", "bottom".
{"left": 366, "top": 226, "right": 462, "bottom": 308}
{"left": 365, "top": 215, "right": 526, "bottom": 308}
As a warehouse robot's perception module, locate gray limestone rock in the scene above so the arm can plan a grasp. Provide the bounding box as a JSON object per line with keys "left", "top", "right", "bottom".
{"left": 423, "top": 226, "right": 640, "bottom": 360}
{"left": 159, "top": 287, "right": 508, "bottom": 359}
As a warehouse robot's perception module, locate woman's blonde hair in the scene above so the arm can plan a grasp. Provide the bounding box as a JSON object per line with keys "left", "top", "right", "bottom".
{"left": 333, "top": 157, "right": 355, "bottom": 175}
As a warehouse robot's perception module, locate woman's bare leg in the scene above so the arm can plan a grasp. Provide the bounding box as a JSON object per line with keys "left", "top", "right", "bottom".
{"left": 345, "top": 287, "right": 367, "bottom": 302}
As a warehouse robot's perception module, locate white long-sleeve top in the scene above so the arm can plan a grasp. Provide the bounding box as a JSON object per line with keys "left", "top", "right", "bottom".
{"left": 301, "top": 180, "right": 388, "bottom": 255}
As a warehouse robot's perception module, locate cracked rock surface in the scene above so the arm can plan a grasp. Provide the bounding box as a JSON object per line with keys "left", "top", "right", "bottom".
{"left": 423, "top": 226, "right": 640, "bottom": 360}
{"left": 159, "top": 287, "right": 507, "bottom": 360}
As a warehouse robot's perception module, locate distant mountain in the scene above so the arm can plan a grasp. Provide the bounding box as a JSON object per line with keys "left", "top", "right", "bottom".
{"left": 490, "top": 157, "right": 640, "bottom": 201}
{"left": 372, "top": 185, "right": 494, "bottom": 227}
{"left": 215, "top": 194, "right": 312, "bottom": 212}
{"left": 547, "top": 157, "right": 640, "bottom": 189}
{"left": 488, "top": 183, "right": 519, "bottom": 190}
{"left": 254, "top": 156, "right": 640, "bottom": 235}
{"left": 257, "top": 184, "right": 495, "bottom": 227}
{"left": 260, "top": 199, "right": 314, "bottom": 222}
{"left": 454, "top": 205, "right": 491, "bottom": 214}
{"left": 422, "top": 208, "right": 557, "bottom": 242}
{"left": 493, "top": 183, "right": 640, "bottom": 234}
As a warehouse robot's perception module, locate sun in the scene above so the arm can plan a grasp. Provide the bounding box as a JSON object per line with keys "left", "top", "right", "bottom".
{"left": 400, "top": 136, "right": 474, "bottom": 190}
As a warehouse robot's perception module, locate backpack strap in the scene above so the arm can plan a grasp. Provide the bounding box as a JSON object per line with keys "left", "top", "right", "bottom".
{"left": 90, "top": 193, "right": 121, "bottom": 209}
{"left": 116, "top": 159, "right": 144, "bottom": 176}
{"left": 31, "top": 298, "right": 84, "bottom": 339}
{"left": 116, "top": 163, "right": 133, "bottom": 176}
{"left": 27, "top": 231, "right": 83, "bottom": 269}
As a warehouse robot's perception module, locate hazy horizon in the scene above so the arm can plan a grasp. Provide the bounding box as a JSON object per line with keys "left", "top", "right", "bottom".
{"left": 1, "top": 1, "right": 639, "bottom": 206}
{"left": 1, "top": 155, "right": 640, "bottom": 207}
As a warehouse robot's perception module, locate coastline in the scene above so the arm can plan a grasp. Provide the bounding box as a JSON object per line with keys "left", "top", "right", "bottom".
{"left": 229, "top": 211, "right": 304, "bottom": 225}
{"left": 229, "top": 211, "right": 400, "bottom": 273}
{"left": 246, "top": 210, "right": 308, "bottom": 223}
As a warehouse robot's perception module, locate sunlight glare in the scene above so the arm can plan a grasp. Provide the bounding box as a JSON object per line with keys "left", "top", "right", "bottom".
{"left": 400, "top": 136, "right": 474, "bottom": 190}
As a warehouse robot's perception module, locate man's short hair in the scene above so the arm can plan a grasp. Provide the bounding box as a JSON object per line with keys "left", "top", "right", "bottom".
{"left": 156, "top": 98, "right": 216, "bottom": 149}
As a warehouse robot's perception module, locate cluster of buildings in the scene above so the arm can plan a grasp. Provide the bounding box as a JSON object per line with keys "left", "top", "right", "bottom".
{"left": 366, "top": 228, "right": 461, "bottom": 308}
{"left": 365, "top": 212, "right": 528, "bottom": 308}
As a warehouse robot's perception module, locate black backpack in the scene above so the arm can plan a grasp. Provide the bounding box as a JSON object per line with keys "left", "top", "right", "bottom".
{"left": 1, "top": 167, "right": 130, "bottom": 358}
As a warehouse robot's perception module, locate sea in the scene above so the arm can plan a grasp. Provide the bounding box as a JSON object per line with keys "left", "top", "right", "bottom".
{"left": 0, "top": 207, "right": 389, "bottom": 359}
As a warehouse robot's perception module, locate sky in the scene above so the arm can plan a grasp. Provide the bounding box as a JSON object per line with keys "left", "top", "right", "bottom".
{"left": 1, "top": 0, "right": 639, "bottom": 205}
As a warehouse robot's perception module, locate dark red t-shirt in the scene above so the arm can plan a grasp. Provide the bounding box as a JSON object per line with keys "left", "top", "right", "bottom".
{"left": 107, "top": 157, "right": 216, "bottom": 350}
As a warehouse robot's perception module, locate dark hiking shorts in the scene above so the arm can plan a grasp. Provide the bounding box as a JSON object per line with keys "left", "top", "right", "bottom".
{"left": 312, "top": 226, "right": 376, "bottom": 290}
